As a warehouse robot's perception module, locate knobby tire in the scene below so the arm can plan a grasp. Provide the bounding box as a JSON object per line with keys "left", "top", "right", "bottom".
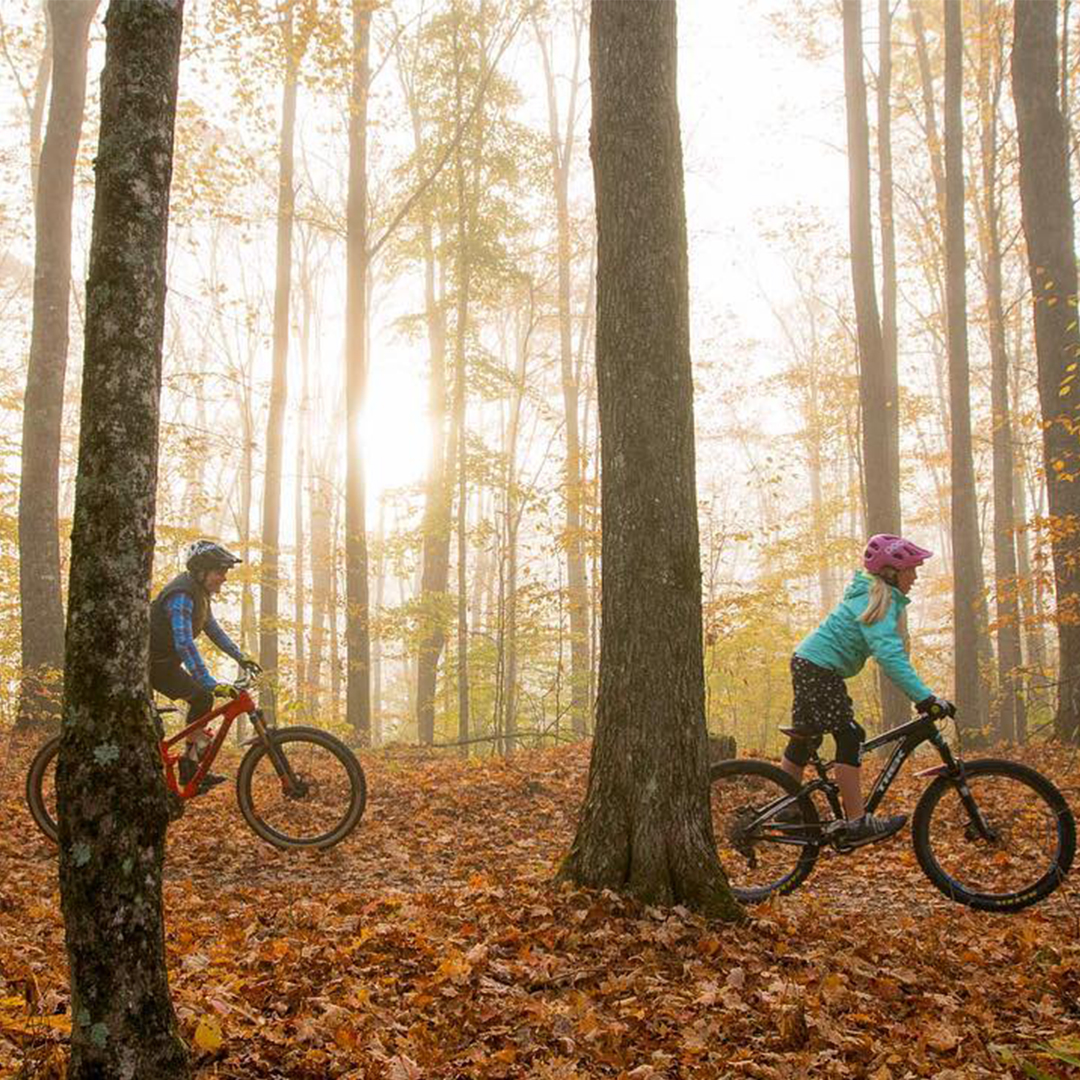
{"left": 709, "top": 758, "right": 820, "bottom": 903}
{"left": 912, "top": 758, "right": 1075, "bottom": 912}
{"left": 236, "top": 725, "right": 366, "bottom": 850}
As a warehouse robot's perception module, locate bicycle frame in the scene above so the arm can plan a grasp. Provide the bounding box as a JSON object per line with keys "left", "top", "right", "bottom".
{"left": 159, "top": 690, "right": 260, "bottom": 798}
{"left": 765, "top": 713, "right": 987, "bottom": 845}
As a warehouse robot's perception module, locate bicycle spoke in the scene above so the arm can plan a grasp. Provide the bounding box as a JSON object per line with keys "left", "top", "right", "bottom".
{"left": 243, "top": 734, "right": 359, "bottom": 846}
{"left": 914, "top": 759, "right": 1075, "bottom": 910}
{"left": 710, "top": 763, "right": 817, "bottom": 902}
{"left": 924, "top": 776, "right": 1060, "bottom": 894}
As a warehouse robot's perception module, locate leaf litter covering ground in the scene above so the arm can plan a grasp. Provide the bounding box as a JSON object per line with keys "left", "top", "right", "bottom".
{"left": 1, "top": 738, "right": 1079, "bottom": 1079}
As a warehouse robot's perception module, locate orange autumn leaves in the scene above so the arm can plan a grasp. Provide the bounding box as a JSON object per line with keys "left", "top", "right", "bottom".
{"left": 1, "top": 738, "right": 1078, "bottom": 1078}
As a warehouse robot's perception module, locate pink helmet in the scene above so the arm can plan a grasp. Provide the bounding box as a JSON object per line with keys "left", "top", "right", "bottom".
{"left": 863, "top": 534, "right": 933, "bottom": 574}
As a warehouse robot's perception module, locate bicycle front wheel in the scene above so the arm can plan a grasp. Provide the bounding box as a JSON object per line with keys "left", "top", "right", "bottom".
{"left": 913, "top": 759, "right": 1076, "bottom": 912}
{"left": 710, "top": 759, "right": 820, "bottom": 903}
{"left": 25, "top": 735, "right": 60, "bottom": 844}
{"left": 237, "top": 726, "right": 367, "bottom": 850}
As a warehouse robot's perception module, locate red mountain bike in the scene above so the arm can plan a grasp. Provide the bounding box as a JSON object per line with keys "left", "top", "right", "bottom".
{"left": 25, "top": 671, "right": 366, "bottom": 850}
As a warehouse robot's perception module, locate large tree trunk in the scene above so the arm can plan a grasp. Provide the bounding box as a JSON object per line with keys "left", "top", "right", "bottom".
{"left": 345, "top": 0, "right": 372, "bottom": 743}
{"left": 1012, "top": 0, "right": 1080, "bottom": 742}
{"left": 58, "top": 3, "right": 189, "bottom": 1075}
{"left": 17, "top": 0, "right": 98, "bottom": 728}
{"left": 537, "top": 7, "right": 589, "bottom": 737}
{"left": 944, "top": 0, "right": 990, "bottom": 730}
{"left": 558, "top": 0, "right": 739, "bottom": 920}
{"left": 980, "top": 0, "right": 1025, "bottom": 742}
{"left": 259, "top": 4, "right": 301, "bottom": 720}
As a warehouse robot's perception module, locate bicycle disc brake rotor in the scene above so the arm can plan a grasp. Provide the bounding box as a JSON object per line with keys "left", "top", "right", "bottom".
{"left": 729, "top": 807, "right": 763, "bottom": 865}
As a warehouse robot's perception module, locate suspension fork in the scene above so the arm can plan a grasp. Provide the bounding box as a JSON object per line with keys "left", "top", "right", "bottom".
{"left": 252, "top": 710, "right": 303, "bottom": 795}
{"left": 917, "top": 729, "right": 997, "bottom": 841}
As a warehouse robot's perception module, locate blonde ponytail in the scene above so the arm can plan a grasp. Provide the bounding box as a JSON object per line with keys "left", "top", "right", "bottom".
{"left": 858, "top": 573, "right": 895, "bottom": 625}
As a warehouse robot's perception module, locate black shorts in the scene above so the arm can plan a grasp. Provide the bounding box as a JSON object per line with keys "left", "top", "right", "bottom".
{"left": 790, "top": 654, "right": 855, "bottom": 734}
{"left": 785, "top": 655, "right": 864, "bottom": 767}
{"left": 150, "top": 659, "right": 213, "bottom": 724}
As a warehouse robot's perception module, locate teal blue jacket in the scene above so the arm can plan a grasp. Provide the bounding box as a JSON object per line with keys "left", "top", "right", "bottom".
{"left": 795, "top": 572, "right": 932, "bottom": 703}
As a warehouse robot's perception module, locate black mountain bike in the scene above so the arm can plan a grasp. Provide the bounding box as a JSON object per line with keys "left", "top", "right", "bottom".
{"left": 710, "top": 711, "right": 1076, "bottom": 912}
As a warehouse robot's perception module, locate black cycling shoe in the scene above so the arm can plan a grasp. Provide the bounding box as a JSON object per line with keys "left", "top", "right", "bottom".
{"left": 178, "top": 756, "right": 226, "bottom": 795}
{"left": 828, "top": 812, "right": 907, "bottom": 848}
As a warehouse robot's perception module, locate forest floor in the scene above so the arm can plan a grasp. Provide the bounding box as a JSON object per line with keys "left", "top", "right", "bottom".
{"left": 1, "top": 734, "right": 1079, "bottom": 1079}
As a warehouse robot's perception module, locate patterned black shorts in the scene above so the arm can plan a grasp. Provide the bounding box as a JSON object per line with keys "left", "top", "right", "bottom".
{"left": 790, "top": 654, "right": 855, "bottom": 735}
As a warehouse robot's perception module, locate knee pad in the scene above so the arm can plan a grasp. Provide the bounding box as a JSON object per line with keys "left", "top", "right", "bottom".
{"left": 834, "top": 720, "right": 866, "bottom": 767}
{"left": 783, "top": 733, "right": 822, "bottom": 768}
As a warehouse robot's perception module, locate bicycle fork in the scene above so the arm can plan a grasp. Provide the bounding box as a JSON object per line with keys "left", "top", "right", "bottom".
{"left": 915, "top": 733, "right": 997, "bottom": 843}
{"left": 251, "top": 711, "right": 307, "bottom": 798}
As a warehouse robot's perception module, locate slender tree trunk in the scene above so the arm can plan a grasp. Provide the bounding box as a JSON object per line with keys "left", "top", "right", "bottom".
{"left": 502, "top": 300, "right": 529, "bottom": 753}
{"left": 30, "top": 9, "right": 54, "bottom": 207}
{"left": 1013, "top": 0, "right": 1080, "bottom": 741}
{"left": 537, "top": 8, "right": 589, "bottom": 737}
{"left": 306, "top": 452, "right": 332, "bottom": 714}
{"left": 329, "top": 480, "right": 342, "bottom": 720}
{"left": 943, "top": 0, "right": 990, "bottom": 730}
{"left": 17, "top": 0, "right": 98, "bottom": 728}
{"left": 980, "top": 0, "right": 1025, "bottom": 742}
{"left": 843, "top": 1, "right": 889, "bottom": 536}
{"left": 259, "top": 5, "right": 301, "bottom": 720}
{"left": 559, "top": 0, "right": 739, "bottom": 920}
{"left": 400, "top": 35, "right": 454, "bottom": 746}
{"left": 452, "top": 2, "right": 471, "bottom": 749}
{"left": 373, "top": 495, "right": 386, "bottom": 746}
{"left": 294, "top": 415, "right": 306, "bottom": 707}
{"left": 345, "top": 0, "right": 372, "bottom": 743}
{"left": 876, "top": 0, "right": 909, "bottom": 732}
{"left": 58, "top": 3, "right": 189, "bottom": 1075}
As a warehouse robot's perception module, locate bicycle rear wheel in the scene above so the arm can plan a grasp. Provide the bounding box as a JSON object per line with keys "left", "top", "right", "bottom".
{"left": 710, "top": 759, "right": 820, "bottom": 903}
{"left": 237, "top": 726, "right": 366, "bottom": 850}
{"left": 912, "top": 758, "right": 1076, "bottom": 912}
{"left": 25, "top": 735, "right": 60, "bottom": 844}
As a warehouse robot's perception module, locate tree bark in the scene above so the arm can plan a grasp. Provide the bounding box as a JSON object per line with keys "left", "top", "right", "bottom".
{"left": 979, "top": 0, "right": 1024, "bottom": 742}
{"left": 58, "top": 3, "right": 189, "bottom": 1075}
{"left": 259, "top": 3, "right": 301, "bottom": 721}
{"left": 1012, "top": 0, "right": 1080, "bottom": 741}
{"left": 345, "top": 0, "right": 372, "bottom": 743}
{"left": 944, "top": 0, "right": 990, "bottom": 730}
{"left": 558, "top": 0, "right": 740, "bottom": 920}
{"left": 17, "top": 0, "right": 98, "bottom": 728}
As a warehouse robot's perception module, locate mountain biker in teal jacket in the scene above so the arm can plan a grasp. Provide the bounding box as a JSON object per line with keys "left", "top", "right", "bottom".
{"left": 780, "top": 534, "right": 955, "bottom": 847}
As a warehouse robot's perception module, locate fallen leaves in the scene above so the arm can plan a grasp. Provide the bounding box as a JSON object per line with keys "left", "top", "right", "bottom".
{"left": 0, "top": 739, "right": 1078, "bottom": 1077}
